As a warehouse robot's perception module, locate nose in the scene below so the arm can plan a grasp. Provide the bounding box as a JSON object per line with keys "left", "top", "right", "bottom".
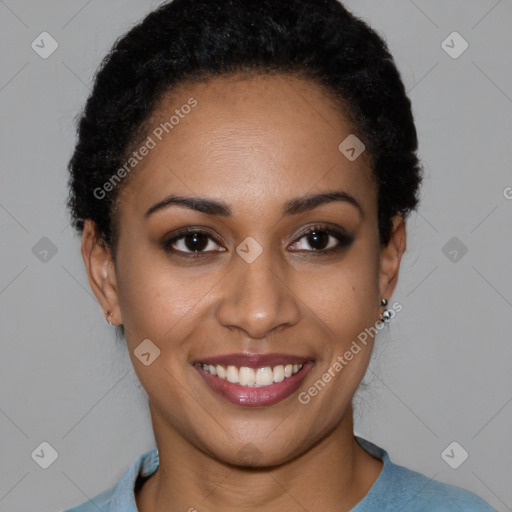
{"left": 216, "top": 247, "right": 301, "bottom": 340}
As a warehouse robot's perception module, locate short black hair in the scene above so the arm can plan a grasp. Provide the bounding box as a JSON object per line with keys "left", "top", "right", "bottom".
{"left": 67, "top": 0, "right": 422, "bottom": 256}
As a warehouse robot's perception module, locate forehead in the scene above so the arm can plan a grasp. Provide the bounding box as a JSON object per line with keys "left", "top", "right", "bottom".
{"left": 118, "top": 73, "right": 376, "bottom": 220}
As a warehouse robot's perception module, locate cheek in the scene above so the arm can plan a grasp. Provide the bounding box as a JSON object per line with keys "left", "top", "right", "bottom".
{"left": 310, "top": 247, "right": 380, "bottom": 337}
{"left": 115, "top": 243, "right": 180, "bottom": 340}
{"left": 116, "top": 225, "right": 380, "bottom": 344}
{"left": 305, "top": 243, "right": 380, "bottom": 389}
{"left": 115, "top": 242, "right": 225, "bottom": 355}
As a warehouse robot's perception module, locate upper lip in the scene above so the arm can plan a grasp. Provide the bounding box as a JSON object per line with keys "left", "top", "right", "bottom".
{"left": 193, "top": 353, "right": 312, "bottom": 368}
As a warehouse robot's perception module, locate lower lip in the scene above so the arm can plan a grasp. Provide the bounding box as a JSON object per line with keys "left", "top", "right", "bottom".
{"left": 195, "top": 362, "right": 314, "bottom": 407}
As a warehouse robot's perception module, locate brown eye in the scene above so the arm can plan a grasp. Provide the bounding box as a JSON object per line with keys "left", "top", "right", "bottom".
{"left": 289, "top": 226, "right": 354, "bottom": 254}
{"left": 178, "top": 232, "right": 210, "bottom": 252}
{"left": 162, "top": 229, "right": 225, "bottom": 258}
{"left": 304, "top": 230, "right": 331, "bottom": 250}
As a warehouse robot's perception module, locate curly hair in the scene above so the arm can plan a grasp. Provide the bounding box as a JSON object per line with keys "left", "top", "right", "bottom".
{"left": 67, "top": 0, "right": 422, "bottom": 257}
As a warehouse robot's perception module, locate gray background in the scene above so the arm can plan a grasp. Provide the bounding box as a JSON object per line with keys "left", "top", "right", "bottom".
{"left": 0, "top": 1, "right": 511, "bottom": 511}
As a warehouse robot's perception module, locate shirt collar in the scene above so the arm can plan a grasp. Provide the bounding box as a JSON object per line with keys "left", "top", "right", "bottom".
{"left": 109, "top": 447, "right": 159, "bottom": 511}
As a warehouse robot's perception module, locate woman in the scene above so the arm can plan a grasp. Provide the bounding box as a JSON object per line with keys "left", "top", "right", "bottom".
{"left": 64, "top": 0, "right": 496, "bottom": 510}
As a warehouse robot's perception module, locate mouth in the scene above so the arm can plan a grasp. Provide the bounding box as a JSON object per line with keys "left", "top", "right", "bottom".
{"left": 193, "top": 353, "right": 314, "bottom": 407}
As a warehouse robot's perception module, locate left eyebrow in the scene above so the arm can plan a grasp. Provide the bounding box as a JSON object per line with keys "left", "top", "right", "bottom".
{"left": 144, "top": 190, "right": 364, "bottom": 219}
{"left": 282, "top": 191, "right": 364, "bottom": 218}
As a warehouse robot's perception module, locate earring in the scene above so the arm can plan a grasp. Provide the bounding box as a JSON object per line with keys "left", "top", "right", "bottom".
{"left": 380, "top": 298, "right": 392, "bottom": 323}
{"left": 105, "top": 310, "right": 114, "bottom": 326}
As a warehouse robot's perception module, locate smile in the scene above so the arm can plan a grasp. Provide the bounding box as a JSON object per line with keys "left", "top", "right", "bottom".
{"left": 199, "top": 363, "right": 304, "bottom": 387}
{"left": 194, "top": 354, "right": 314, "bottom": 407}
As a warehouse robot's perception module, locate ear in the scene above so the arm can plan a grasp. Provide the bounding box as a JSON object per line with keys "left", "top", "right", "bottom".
{"left": 378, "top": 213, "right": 407, "bottom": 303}
{"left": 81, "top": 219, "right": 123, "bottom": 326}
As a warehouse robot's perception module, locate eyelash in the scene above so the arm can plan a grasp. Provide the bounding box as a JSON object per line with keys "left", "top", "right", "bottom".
{"left": 161, "top": 225, "right": 354, "bottom": 260}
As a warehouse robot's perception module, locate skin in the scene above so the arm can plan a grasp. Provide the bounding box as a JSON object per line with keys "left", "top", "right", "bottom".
{"left": 82, "top": 73, "right": 406, "bottom": 511}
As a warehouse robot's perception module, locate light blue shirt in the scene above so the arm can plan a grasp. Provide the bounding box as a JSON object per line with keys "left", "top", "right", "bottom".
{"left": 63, "top": 436, "right": 496, "bottom": 511}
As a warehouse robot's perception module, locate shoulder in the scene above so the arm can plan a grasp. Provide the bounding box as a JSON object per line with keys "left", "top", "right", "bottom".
{"left": 386, "top": 462, "right": 497, "bottom": 511}
{"left": 61, "top": 486, "right": 114, "bottom": 512}
{"left": 354, "top": 436, "right": 496, "bottom": 512}
{"left": 60, "top": 447, "right": 159, "bottom": 512}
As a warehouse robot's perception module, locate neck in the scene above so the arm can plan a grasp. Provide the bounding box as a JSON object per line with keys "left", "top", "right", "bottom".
{"left": 136, "top": 404, "right": 383, "bottom": 512}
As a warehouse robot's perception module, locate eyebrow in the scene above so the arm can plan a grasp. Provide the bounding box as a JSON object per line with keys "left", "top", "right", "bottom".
{"left": 144, "top": 190, "right": 364, "bottom": 218}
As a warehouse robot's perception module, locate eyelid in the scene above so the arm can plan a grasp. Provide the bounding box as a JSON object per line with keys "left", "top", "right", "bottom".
{"left": 162, "top": 223, "right": 354, "bottom": 256}
{"left": 161, "top": 227, "right": 225, "bottom": 252}
{"left": 292, "top": 223, "right": 351, "bottom": 241}
{"left": 289, "top": 224, "right": 354, "bottom": 253}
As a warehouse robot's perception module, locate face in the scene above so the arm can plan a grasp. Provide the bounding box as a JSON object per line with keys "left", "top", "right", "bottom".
{"left": 83, "top": 73, "right": 405, "bottom": 467}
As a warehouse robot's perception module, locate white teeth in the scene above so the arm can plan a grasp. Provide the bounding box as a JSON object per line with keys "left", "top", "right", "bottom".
{"left": 201, "top": 362, "right": 304, "bottom": 387}
{"left": 226, "top": 365, "right": 239, "bottom": 383}
{"left": 239, "top": 366, "right": 256, "bottom": 386}
{"left": 256, "top": 367, "right": 274, "bottom": 386}
{"left": 273, "top": 364, "right": 285, "bottom": 383}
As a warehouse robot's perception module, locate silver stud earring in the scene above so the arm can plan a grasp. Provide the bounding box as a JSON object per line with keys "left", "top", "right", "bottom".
{"left": 380, "top": 298, "right": 392, "bottom": 323}
{"left": 105, "top": 310, "right": 114, "bottom": 326}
